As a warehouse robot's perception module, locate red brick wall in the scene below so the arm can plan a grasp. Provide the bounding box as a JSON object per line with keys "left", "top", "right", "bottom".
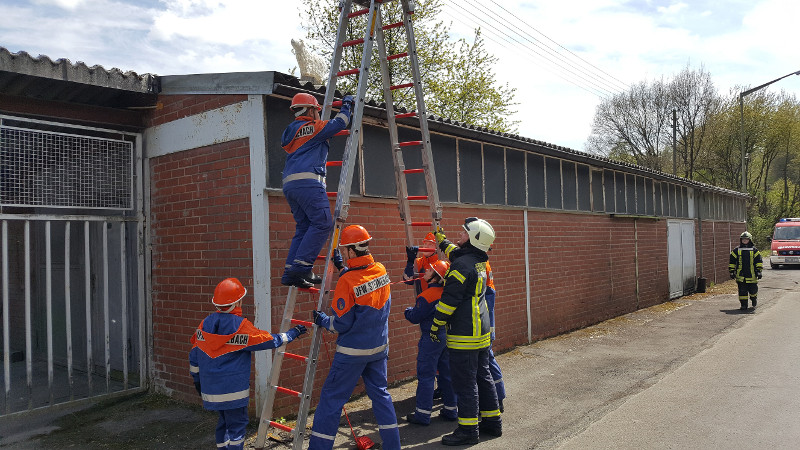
{"left": 696, "top": 221, "right": 745, "bottom": 287}
{"left": 147, "top": 94, "right": 249, "bottom": 127}
{"left": 149, "top": 138, "right": 254, "bottom": 404}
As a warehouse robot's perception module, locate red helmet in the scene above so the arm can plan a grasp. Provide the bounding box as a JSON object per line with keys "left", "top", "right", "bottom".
{"left": 290, "top": 93, "right": 321, "bottom": 112}
{"left": 428, "top": 260, "right": 450, "bottom": 280}
{"left": 212, "top": 278, "right": 247, "bottom": 309}
{"left": 423, "top": 232, "right": 436, "bottom": 244}
{"left": 340, "top": 225, "right": 372, "bottom": 251}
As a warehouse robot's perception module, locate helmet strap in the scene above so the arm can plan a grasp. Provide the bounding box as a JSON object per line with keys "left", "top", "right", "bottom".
{"left": 294, "top": 107, "right": 308, "bottom": 118}
{"left": 216, "top": 300, "right": 240, "bottom": 313}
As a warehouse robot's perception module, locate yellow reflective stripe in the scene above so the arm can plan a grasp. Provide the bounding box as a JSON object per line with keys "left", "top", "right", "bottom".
{"left": 446, "top": 334, "right": 491, "bottom": 350}
{"left": 458, "top": 417, "right": 479, "bottom": 426}
{"left": 433, "top": 318, "right": 447, "bottom": 327}
{"left": 444, "top": 243, "right": 457, "bottom": 258}
{"left": 481, "top": 409, "right": 501, "bottom": 418}
{"left": 473, "top": 278, "right": 484, "bottom": 336}
{"left": 448, "top": 270, "right": 465, "bottom": 284}
{"left": 436, "top": 302, "right": 456, "bottom": 315}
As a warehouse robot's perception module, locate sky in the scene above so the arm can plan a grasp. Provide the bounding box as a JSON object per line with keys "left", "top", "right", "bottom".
{"left": 2, "top": 0, "right": 799, "bottom": 151}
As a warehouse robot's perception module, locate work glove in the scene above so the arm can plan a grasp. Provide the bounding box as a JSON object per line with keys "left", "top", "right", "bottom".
{"left": 406, "top": 246, "right": 419, "bottom": 264}
{"left": 194, "top": 381, "right": 202, "bottom": 396}
{"left": 313, "top": 310, "right": 328, "bottom": 327}
{"left": 285, "top": 325, "right": 307, "bottom": 342}
{"left": 332, "top": 249, "right": 344, "bottom": 271}
{"left": 434, "top": 227, "right": 447, "bottom": 245}
{"left": 342, "top": 94, "right": 355, "bottom": 109}
{"left": 757, "top": 272, "right": 762, "bottom": 280}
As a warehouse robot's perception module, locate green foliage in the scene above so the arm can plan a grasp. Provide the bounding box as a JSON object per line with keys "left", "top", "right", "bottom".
{"left": 299, "top": 0, "right": 518, "bottom": 132}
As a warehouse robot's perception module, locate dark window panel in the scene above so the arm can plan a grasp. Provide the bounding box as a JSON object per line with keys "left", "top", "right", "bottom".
{"left": 635, "top": 176, "right": 646, "bottom": 215}
{"left": 625, "top": 174, "right": 635, "bottom": 214}
{"left": 431, "top": 133, "right": 458, "bottom": 203}
{"left": 615, "top": 172, "right": 626, "bottom": 213}
{"left": 562, "top": 161, "right": 577, "bottom": 210}
{"left": 545, "top": 157, "right": 562, "bottom": 209}
{"left": 645, "top": 179, "right": 655, "bottom": 215}
{"left": 603, "top": 170, "right": 615, "bottom": 213}
{"left": 591, "top": 169, "right": 604, "bottom": 212}
{"left": 527, "top": 154, "right": 545, "bottom": 208}
{"left": 484, "top": 145, "right": 505, "bottom": 205}
{"left": 577, "top": 165, "right": 591, "bottom": 211}
{"left": 506, "top": 149, "right": 526, "bottom": 206}
{"left": 459, "top": 140, "right": 483, "bottom": 204}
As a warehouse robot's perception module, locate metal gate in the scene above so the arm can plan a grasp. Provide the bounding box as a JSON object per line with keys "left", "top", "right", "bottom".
{"left": 0, "top": 116, "right": 146, "bottom": 416}
{"left": 667, "top": 220, "right": 696, "bottom": 299}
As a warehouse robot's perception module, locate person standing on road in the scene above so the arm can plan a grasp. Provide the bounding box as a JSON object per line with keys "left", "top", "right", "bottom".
{"left": 280, "top": 93, "right": 354, "bottom": 288}
{"left": 404, "top": 259, "right": 458, "bottom": 425}
{"left": 729, "top": 231, "right": 763, "bottom": 311}
{"left": 189, "top": 278, "right": 307, "bottom": 450}
{"left": 431, "top": 217, "right": 502, "bottom": 445}
{"left": 309, "top": 225, "right": 401, "bottom": 450}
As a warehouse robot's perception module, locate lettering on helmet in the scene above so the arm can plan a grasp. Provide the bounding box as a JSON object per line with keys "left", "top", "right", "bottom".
{"left": 353, "top": 274, "right": 390, "bottom": 298}
{"left": 195, "top": 330, "right": 205, "bottom": 341}
{"left": 297, "top": 124, "right": 315, "bottom": 138}
{"left": 226, "top": 334, "right": 250, "bottom": 346}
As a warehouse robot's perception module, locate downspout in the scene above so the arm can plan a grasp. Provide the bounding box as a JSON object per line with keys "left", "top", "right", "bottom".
{"left": 634, "top": 219, "right": 639, "bottom": 309}
{"left": 524, "top": 209, "right": 532, "bottom": 343}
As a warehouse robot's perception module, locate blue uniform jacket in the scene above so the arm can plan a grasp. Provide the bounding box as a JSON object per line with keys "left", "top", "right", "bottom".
{"left": 317, "top": 254, "right": 391, "bottom": 363}
{"left": 404, "top": 282, "right": 446, "bottom": 339}
{"left": 189, "top": 309, "right": 289, "bottom": 410}
{"left": 280, "top": 104, "right": 352, "bottom": 183}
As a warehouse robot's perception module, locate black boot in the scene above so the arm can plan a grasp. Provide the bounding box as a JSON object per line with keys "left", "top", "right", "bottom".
{"left": 304, "top": 271, "right": 322, "bottom": 284}
{"left": 739, "top": 300, "right": 748, "bottom": 311}
{"left": 442, "top": 425, "right": 479, "bottom": 446}
{"left": 405, "top": 413, "right": 429, "bottom": 426}
{"left": 751, "top": 298, "right": 757, "bottom": 309}
{"left": 479, "top": 418, "right": 503, "bottom": 437}
{"left": 281, "top": 272, "right": 313, "bottom": 289}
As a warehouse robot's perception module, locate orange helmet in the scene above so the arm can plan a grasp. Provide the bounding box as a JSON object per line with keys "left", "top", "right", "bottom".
{"left": 423, "top": 232, "right": 436, "bottom": 244}
{"left": 339, "top": 225, "right": 372, "bottom": 251}
{"left": 212, "top": 278, "right": 247, "bottom": 310}
{"left": 428, "top": 260, "right": 450, "bottom": 280}
{"left": 290, "top": 93, "right": 321, "bottom": 114}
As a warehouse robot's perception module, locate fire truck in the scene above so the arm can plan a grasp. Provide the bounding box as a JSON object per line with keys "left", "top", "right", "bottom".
{"left": 769, "top": 218, "right": 800, "bottom": 269}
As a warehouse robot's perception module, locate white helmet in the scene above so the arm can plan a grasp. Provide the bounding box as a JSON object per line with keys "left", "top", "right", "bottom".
{"left": 463, "top": 217, "right": 495, "bottom": 252}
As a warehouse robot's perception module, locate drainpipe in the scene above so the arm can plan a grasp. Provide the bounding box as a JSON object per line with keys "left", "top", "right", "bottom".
{"left": 524, "top": 209, "right": 532, "bottom": 343}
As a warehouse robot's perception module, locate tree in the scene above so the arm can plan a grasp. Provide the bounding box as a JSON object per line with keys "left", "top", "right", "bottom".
{"left": 298, "top": 0, "right": 518, "bottom": 132}
{"left": 670, "top": 65, "right": 719, "bottom": 180}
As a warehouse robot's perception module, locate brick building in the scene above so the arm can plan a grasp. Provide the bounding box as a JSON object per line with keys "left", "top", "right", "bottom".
{"left": 0, "top": 48, "right": 747, "bottom": 417}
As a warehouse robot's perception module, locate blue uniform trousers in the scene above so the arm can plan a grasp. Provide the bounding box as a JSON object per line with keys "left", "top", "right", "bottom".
{"left": 282, "top": 182, "right": 333, "bottom": 277}
{"left": 488, "top": 345, "right": 506, "bottom": 403}
{"left": 309, "top": 354, "right": 400, "bottom": 450}
{"left": 215, "top": 406, "right": 248, "bottom": 449}
{"left": 412, "top": 335, "right": 458, "bottom": 423}
{"left": 449, "top": 347, "right": 500, "bottom": 431}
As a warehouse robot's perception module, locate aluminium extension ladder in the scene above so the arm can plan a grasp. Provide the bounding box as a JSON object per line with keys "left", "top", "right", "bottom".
{"left": 254, "top": 0, "right": 441, "bottom": 447}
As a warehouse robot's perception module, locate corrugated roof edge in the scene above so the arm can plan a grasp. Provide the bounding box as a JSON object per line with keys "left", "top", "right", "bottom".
{"left": 268, "top": 71, "right": 747, "bottom": 198}
{"left": 0, "top": 46, "right": 157, "bottom": 94}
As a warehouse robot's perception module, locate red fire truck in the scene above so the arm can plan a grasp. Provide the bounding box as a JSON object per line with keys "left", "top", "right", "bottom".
{"left": 769, "top": 218, "right": 800, "bottom": 269}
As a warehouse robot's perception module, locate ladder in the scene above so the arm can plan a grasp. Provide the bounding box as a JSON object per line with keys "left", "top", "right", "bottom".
{"left": 254, "top": 0, "right": 441, "bottom": 448}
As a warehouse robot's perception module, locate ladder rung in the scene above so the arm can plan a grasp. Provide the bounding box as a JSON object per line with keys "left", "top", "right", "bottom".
{"left": 410, "top": 222, "right": 432, "bottom": 226}
{"left": 399, "top": 141, "right": 423, "bottom": 147}
{"left": 331, "top": 100, "right": 343, "bottom": 107}
{"left": 283, "top": 351, "right": 307, "bottom": 362}
{"left": 343, "top": 38, "right": 365, "bottom": 48}
{"left": 337, "top": 68, "right": 360, "bottom": 77}
{"left": 327, "top": 192, "right": 338, "bottom": 197}
{"left": 348, "top": 8, "right": 370, "bottom": 19}
{"left": 383, "top": 20, "right": 404, "bottom": 30}
{"left": 327, "top": 160, "right": 343, "bottom": 166}
{"left": 275, "top": 385, "right": 302, "bottom": 397}
{"left": 387, "top": 52, "right": 408, "bottom": 61}
{"left": 407, "top": 195, "right": 428, "bottom": 201}
{"left": 316, "top": 254, "right": 326, "bottom": 260}
{"left": 403, "top": 168, "right": 424, "bottom": 174}
{"left": 291, "top": 318, "right": 314, "bottom": 327}
{"left": 391, "top": 82, "right": 414, "bottom": 90}
{"left": 269, "top": 420, "right": 294, "bottom": 433}
{"left": 298, "top": 287, "right": 320, "bottom": 293}
{"left": 334, "top": 130, "right": 350, "bottom": 137}
{"left": 419, "top": 247, "right": 436, "bottom": 252}
{"left": 396, "top": 112, "right": 417, "bottom": 119}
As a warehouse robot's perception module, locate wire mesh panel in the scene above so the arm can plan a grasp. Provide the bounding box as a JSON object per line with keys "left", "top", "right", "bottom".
{"left": 0, "top": 123, "right": 134, "bottom": 210}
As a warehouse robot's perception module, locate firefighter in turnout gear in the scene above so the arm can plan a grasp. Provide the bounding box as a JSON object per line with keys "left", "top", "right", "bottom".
{"left": 309, "top": 225, "right": 401, "bottom": 450}
{"left": 484, "top": 261, "right": 506, "bottom": 412}
{"left": 431, "top": 218, "right": 502, "bottom": 445}
{"left": 404, "top": 259, "right": 458, "bottom": 425}
{"left": 729, "top": 231, "right": 763, "bottom": 311}
{"left": 280, "top": 92, "right": 354, "bottom": 288}
{"left": 189, "top": 278, "right": 307, "bottom": 450}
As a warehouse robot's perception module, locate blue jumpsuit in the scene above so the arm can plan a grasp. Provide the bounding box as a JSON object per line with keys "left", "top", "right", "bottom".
{"left": 485, "top": 273, "right": 506, "bottom": 407}
{"left": 189, "top": 308, "right": 296, "bottom": 450}
{"left": 404, "top": 282, "right": 458, "bottom": 423}
{"left": 310, "top": 254, "right": 401, "bottom": 450}
{"left": 280, "top": 103, "right": 352, "bottom": 281}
